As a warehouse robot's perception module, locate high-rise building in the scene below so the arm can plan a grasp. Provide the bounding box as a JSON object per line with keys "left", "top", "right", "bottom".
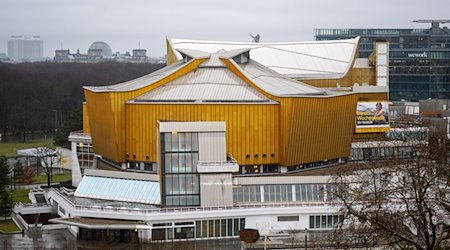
{"left": 314, "top": 20, "right": 450, "bottom": 101}
{"left": 7, "top": 35, "right": 44, "bottom": 62}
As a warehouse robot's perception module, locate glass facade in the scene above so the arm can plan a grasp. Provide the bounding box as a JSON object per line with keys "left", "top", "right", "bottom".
{"left": 151, "top": 218, "right": 245, "bottom": 241}
{"left": 76, "top": 142, "right": 94, "bottom": 169}
{"left": 309, "top": 215, "right": 341, "bottom": 230}
{"left": 127, "top": 161, "right": 156, "bottom": 172}
{"left": 161, "top": 132, "right": 200, "bottom": 207}
{"left": 233, "top": 183, "right": 329, "bottom": 204}
{"left": 315, "top": 25, "right": 450, "bottom": 101}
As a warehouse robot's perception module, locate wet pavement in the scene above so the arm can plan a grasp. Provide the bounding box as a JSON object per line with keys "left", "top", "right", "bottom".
{"left": 0, "top": 229, "right": 241, "bottom": 250}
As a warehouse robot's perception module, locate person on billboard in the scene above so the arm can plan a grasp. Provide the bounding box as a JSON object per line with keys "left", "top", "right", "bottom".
{"left": 373, "top": 102, "right": 388, "bottom": 124}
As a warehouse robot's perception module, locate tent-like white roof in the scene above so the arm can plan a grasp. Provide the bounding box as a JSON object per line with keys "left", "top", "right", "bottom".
{"left": 169, "top": 37, "right": 360, "bottom": 80}
{"left": 132, "top": 49, "right": 331, "bottom": 102}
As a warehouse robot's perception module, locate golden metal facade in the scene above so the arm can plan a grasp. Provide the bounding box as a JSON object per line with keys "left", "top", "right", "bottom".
{"left": 84, "top": 59, "right": 205, "bottom": 163}
{"left": 84, "top": 57, "right": 362, "bottom": 167}
{"left": 302, "top": 67, "right": 376, "bottom": 88}
{"left": 125, "top": 103, "right": 280, "bottom": 165}
{"left": 82, "top": 103, "right": 90, "bottom": 134}
{"left": 277, "top": 95, "right": 357, "bottom": 166}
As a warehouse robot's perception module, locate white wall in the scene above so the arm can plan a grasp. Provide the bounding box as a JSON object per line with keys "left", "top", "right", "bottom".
{"left": 71, "top": 141, "right": 83, "bottom": 187}
{"left": 200, "top": 173, "right": 233, "bottom": 206}
{"left": 198, "top": 132, "right": 226, "bottom": 162}
{"left": 245, "top": 214, "right": 310, "bottom": 234}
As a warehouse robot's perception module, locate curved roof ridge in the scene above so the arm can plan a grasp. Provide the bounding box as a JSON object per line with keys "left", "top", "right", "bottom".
{"left": 84, "top": 60, "right": 185, "bottom": 93}
{"left": 243, "top": 59, "right": 326, "bottom": 95}
{"left": 171, "top": 37, "right": 359, "bottom": 46}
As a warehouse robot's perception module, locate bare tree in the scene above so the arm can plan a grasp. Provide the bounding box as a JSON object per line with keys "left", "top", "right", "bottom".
{"left": 330, "top": 132, "right": 450, "bottom": 250}
{"left": 18, "top": 166, "right": 36, "bottom": 185}
{"left": 34, "top": 147, "right": 59, "bottom": 187}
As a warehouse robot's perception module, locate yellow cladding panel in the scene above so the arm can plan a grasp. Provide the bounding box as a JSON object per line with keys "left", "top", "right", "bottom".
{"left": 302, "top": 67, "right": 376, "bottom": 88}
{"left": 82, "top": 103, "right": 90, "bottom": 134}
{"left": 84, "top": 90, "right": 118, "bottom": 160}
{"left": 85, "top": 59, "right": 205, "bottom": 162}
{"left": 125, "top": 103, "right": 280, "bottom": 165}
{"left": 224, "top": 58, "right": 358, "bottom": 166}
{"left": 356, "top": 92, "right": 388, "bottom": 101}
{"left": 279, "top": 94, "right": 358, "bottom": 166}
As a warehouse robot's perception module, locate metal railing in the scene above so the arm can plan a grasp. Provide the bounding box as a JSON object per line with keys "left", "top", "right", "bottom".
{"left": 14, "top": 202, "right": 52, "bottom": 213}
{"left": 197, "top": 161, "right": 238, "bottom": 167}
{"left": 48, "top": 188, "right": 334, "bottom": 215}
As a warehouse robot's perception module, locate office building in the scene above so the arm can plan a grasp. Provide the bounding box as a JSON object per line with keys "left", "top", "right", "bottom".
{"left": 314, "top": 20, "right": 450, "bottom": 101}
{"left": 7, "top": 35, "right": 44, "bottom": 62}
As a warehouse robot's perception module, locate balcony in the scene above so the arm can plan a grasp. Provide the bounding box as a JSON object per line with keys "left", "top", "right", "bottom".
{"left": 197, "top": 161, "right": 239, "bottom": 173}
{"left": 68, "top": 130, "right": 92, "bottom": 143}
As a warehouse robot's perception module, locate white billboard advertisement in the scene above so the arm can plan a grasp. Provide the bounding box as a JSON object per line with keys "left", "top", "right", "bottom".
{"left": 356, "top": 101, "right": 389, "bottom": 128}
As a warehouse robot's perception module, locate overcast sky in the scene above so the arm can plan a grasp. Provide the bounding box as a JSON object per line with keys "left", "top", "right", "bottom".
{"left": 1, "top": 0, "right": 449, "bottom": 57}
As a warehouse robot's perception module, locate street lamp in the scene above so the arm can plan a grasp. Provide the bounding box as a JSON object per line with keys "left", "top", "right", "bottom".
{"left": 305, "top": 228, "right": 308, "bottom": 250}
{"left": 52, "top": 110, "right": 57, "bottom": 133}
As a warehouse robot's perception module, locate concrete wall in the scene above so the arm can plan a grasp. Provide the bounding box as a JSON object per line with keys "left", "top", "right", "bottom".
{"left": 246, "top": 214, "right": 309, "bottom": 234}
{"left": 71, "top": 141, "right": 83, "bottom": 187}
{"left": 199, "top": 132, "right": 226, "bottom": 162}
{"left": 420, "top": 99, "right": 449, "bottom": 114}
{"left": 200, "top": 173, "right": 233, "bottom": 207}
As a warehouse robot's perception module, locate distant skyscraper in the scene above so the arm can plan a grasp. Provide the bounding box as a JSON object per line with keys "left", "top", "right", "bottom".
{"left": 7, "top": 36, "right": 43, "bottom": 62}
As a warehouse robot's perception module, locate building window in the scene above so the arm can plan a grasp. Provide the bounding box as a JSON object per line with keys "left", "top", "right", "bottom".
{"left": 233, "top": 184, "right": 328, "bottom": 204}
{"left": 194, "top": 218, "right": 245, "bottom": 239}
{"left": 295, "top": 184, "right": 324, "bottom": 202}
{"left": 233, "top": 185, "right": 262, "bottom": 203}
{"left": 309, "top": 215, "right": 340, "bottom": 229}
{"left": 277, "top": 216, "right": 299, "bottom": 222}
{"left": 264, "top": 185, "right": 292, "bottom": 202}
{"left": 76, "top": 142, "right": 94, "bottom": 168}
{"left": 161, "top": 132, "right": 200, "bottom": 207}
{"left": 127, "top": 161, "right": 156, "bottom": 172}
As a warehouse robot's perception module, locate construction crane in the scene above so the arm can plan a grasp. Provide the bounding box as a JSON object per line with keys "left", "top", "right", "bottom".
{"left": 412, "top": 20, "right": 450, "bottom": 33}
{"left": 412, "top": 19, "right": 450, "bottom": 24}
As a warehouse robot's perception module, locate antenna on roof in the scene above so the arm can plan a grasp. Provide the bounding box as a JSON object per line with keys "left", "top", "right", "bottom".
{"left": 138, "top": 41, "right": 140, "bottom": 49}
{"left": 250, "top": 34, "right": 260, "bottom": 43}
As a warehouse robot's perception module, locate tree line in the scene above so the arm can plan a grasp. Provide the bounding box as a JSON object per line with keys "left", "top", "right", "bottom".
{"left": 0, "top": 61, "right": 164, "bottom": 142}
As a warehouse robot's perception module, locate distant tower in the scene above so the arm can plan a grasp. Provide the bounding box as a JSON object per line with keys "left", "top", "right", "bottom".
{"left": 7, "top": 35, "right": 43, "bottom": 62}
{"left": 250, "top": 34, "right": 260, "bottom": 43}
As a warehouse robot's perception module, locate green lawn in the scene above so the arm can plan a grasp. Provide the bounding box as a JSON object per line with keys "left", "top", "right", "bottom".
{"left": 34, "top": 172, "right": 72, "bottom": 184}
{"left": 0, "top": 139, "right": 54, "bottom": 157}
{"left": 12, "top": 188, "right": 31, "bottom": 203}
{"left": 0, "top": 220, "right": 21, "bottom": 234}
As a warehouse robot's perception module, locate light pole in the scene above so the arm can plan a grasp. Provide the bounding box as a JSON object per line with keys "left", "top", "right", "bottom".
{"left": 429, "top": 67, "right": 432, "bottom": 99}
{"left": 52, "top": 110, "right": 57, "bottom": 133}
{"left": 12, "top": 161, "right": 15, "bottom": 190}
{"left": 304, "top": 228, "right": 308, "bottom": 250}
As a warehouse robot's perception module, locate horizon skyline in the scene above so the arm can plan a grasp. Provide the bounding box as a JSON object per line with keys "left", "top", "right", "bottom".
{"left": 1, "top": 0, "right": 449, "bottom": 58}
